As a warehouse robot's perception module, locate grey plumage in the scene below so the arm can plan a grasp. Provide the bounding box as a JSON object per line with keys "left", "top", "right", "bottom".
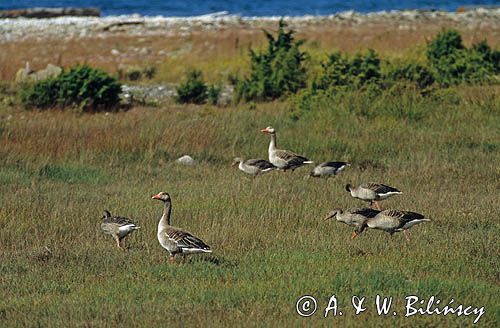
{"left": 345, "top": 182, "right": 402, "bottom": 209}
{"left": 310, "top": 161, "right": 350, "bottom": 178}
{"left": 354, "top": 209, "right": 430, "bottom": 241}
{"left": 232, "top": 157, "right": 276, "bottom": 176}
{"left": 152, "top": 192, "right": 212, "bottom": 264}
{"left": 100, "top": 210, "right": 140, "bottom": 250}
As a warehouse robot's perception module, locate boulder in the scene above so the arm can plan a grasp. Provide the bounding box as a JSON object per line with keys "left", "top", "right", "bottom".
{"left": 15, "top": 63, "right": 62, "bottom": 83}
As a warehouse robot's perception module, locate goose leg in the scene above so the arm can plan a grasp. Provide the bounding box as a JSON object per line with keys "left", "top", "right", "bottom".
{"left": 374, "top": 201, "right": 382, "bottom": 210}
{"left": 403, "top": 231, "right": 410, "bottom": 242}
{"left": 169, "top": 255, "right": 175, "bottom": 264}
{"left": 114, "top": 236, "right": 122, "bottom": 250}
{"left": 351, "top": 231, "right": 359, "bottom": 239}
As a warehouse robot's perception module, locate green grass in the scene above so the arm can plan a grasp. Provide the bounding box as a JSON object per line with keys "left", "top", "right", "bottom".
{"left": 0, "top": 85, "right": 499, "bottom": 327}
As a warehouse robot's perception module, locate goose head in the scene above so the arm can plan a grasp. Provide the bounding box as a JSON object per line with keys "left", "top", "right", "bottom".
{"left": 102, "top": 210, "right": 111, "bottom": 219}
{"left": 232, "top": 157, "right": 244, "bottom": 166}
{"left": 324, "top": 209, "right": 342, "bottom": 221}
{"left": 152, "top": 192, "right": 171, "bottom": 202}
{"left": 260, "top": 126, "right": 275, "bottom": 134}
{"left": 353, "top": 221, "right": 369, "bottom": 239}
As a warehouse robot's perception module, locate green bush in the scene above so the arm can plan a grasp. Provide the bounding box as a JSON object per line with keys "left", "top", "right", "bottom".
{"left": 207, "top": 84, "right": 221, "bottom": 105}
{"left": 385, "top": 63, "right": 435, "bottom": 89}
{"left": 234, "top": 20, "right": 308, "bottom": 102}
{"left": 175, "top": 69, "right": 209, "bottom": 104}
{"left": 426, "top": 29, "right": 464, "bottom": 65}
{"left": 426, "top": 29, "right": 500, "bottom": 85}
{"left": 312, "top": 49, "right": 381, "bottom": 91}
{"left": 21, "top": 65, "right": 122, "bottom": 111}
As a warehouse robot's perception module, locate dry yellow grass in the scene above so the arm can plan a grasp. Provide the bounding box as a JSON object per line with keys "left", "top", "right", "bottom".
{"left": 1, "top": 21, "right": 499, "bottom": 82}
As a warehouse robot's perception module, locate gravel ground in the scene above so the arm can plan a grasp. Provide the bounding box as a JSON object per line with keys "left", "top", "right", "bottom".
{"left": 1, "top": 9, "right": 500, "bottom": 44}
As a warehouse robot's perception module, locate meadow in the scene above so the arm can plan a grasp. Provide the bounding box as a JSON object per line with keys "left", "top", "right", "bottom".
{"left": 1, "top": 84, "right": 499, "bottom": 326}
{"left": 1, "top": 22, "right": 500, "bottom": 327}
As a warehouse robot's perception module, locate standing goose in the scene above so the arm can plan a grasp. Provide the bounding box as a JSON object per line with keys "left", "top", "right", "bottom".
{"left": 260, "top": 126, "right": 313, "bottom": 171}
{"left": 346, "top": 182, "right": 401, "bottom": 210}
{"left": 310, "top": 161, "right": 351, "bottom": 178}
{"left": 232, "top": 157, "right": 276, "bottom": 177}
{"left": 324, "top": 207, "right": 380, "bottom": 238}
{"left": 353, "top": 209, "right": 430, "bottom": 241}
{"left": 152, "top": 192, "right": 212, "bottom": 263}
{"left": 100, "top": 210, "right": 140, "bottom": 250}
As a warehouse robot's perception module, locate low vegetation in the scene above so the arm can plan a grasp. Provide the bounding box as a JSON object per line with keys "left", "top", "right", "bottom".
{"left": 0, "top": 21, "right": 499, "bottom": 327}
{"left": 20, "top": 65, "right": 122, "bottom": 111}
{"left": 175, "top": 69, "right": 220, "bottom": 105}
{"left": 234, "top": 20, "right": 308, "bottom": 102}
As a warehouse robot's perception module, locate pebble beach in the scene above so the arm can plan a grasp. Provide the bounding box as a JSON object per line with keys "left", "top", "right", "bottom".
{"left": 1, "top": 8, "right": 500, "bottom": 44}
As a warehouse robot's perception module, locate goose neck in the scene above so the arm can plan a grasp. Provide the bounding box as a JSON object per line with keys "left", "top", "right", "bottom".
{"left": 269, "top": 133, "right": 277, "bottom": 152}
{"left": 159, "top": 200, "right": 172, "bottom": 227}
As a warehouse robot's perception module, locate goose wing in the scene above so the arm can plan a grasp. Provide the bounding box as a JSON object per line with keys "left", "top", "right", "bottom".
{"left": 364, "top": 183, "right": 400, "bottom": 194}
{"left": 351, "top": 208, "right": 380, "bottom": 218}
{"left": 275, "top": 149, "right": 311, "bottom": 166}
{"left": 397, "top": 211, "right": 426, "bottom": 225}
{"left": 166, "top": 227, "right": 211, "bottom": 252}
{"left": 321, "top": 161, "right": 350, "bottom": 169}
{"left": 103, "top": 215, "right": 138, "bottom": 227}
{"left": 245, "top": 159, "right": 276, "bottom": 170}
{"left": 381, "top": 210, "right": 425, "bottom": 229}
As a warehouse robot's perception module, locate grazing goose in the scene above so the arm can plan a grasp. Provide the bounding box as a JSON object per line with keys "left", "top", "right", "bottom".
{"left": 310, "top": 161, "right": 350, "bottom": 178}
{"left": 100, "top": 210, "right": 140, "bottom": 250}
{"left": 353, "top": 209, "right": 429, "bottom": 241}
{"left": 260, "top": 126, "right": 313, "bottom": 171}
{"left": 232, "top": 157, "right": 276, "bottom": 177}
{"left": 324, "top": 207, "right": 380, "bottom": 238}
{"left": 152, "top": 192, "right": 212, "bottom": 263}
{"left": 346, "top": 182, "right": 401, "bottom": 209}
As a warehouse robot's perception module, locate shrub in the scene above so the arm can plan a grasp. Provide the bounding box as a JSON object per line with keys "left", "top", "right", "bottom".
{"left": 426, "top": 30, "right": 500, "bottom": 85}
{"left": 21, "top": 65, "right": 122, "bottom": 111}
{"left": 426, "top": 29, "right": 464, "bottom": 65}
{"left": 207, "top": 84, "right": 221, "bottom": 105}
{"left": 175, "top": 69, "right": 208, "bottom": 104}
{"left": 312, "top": 49, "right": 381, "bottom": 91}
{"left": 234, "top": 20, "right": 308, "bottom": 102}
{"left": 385, "top": 63, "right": 435, "bottom": 89}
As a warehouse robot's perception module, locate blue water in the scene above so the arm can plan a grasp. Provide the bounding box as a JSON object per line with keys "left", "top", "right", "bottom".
{"left": 1, "top": 0, "right": 499, "bottom": 17}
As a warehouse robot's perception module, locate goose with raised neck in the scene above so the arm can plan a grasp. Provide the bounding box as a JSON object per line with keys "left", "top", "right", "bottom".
{"left": 152, "top": 192, "right": 212, "bottom": 263}
{"left": 260, "top": 126, "right": 313, "bottom": 171}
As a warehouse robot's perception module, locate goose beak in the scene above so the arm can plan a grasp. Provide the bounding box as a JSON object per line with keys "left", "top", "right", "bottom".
{"left": 151, "top": 194, "right": 161, "bottom": 200}
{"left": 260, "top": 128, "right": 269, "bottom": 133}
{"left": 324, "top": 214, "right": 334, "bottom": 221}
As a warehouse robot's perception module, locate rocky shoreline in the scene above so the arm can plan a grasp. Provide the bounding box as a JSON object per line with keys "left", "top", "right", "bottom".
{"left": 1, "top": 8, "right": 499, "bottom": 44}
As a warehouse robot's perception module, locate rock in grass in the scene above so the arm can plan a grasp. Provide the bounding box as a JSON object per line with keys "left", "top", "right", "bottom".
{"left": 15, "top": 63, "right": 62, "bottom": 83}
{"left": 176, "top": 155, "right": 196, "bottom": 166}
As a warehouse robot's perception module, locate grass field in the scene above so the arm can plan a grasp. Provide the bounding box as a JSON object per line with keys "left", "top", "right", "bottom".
{"left": 1, "top": 78, "right": 499, "bottom": 326}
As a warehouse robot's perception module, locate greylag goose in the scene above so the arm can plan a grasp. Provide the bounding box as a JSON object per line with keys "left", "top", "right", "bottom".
{"left": 100, "top": 210, "right": 140, "bottom": 250}
{"left": 346, "top": 182, "right": 401, "bottom": 209}
{"left": 260, "top": 126, "right": 313, "bottom": 171}
{"left": 310, "top": 161, "right": 350, "bottom": 178}
{"left": 324, "top": 207, "right": 380, "bottom": 238}
{"left": 353, "top": 209, "right": 430, "bottom": 241}
{"left": 232, "top": 157, "right": 276, "bottom": 177}
{"left": 152, "top": 192, "right": 212, "bottom": 263}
